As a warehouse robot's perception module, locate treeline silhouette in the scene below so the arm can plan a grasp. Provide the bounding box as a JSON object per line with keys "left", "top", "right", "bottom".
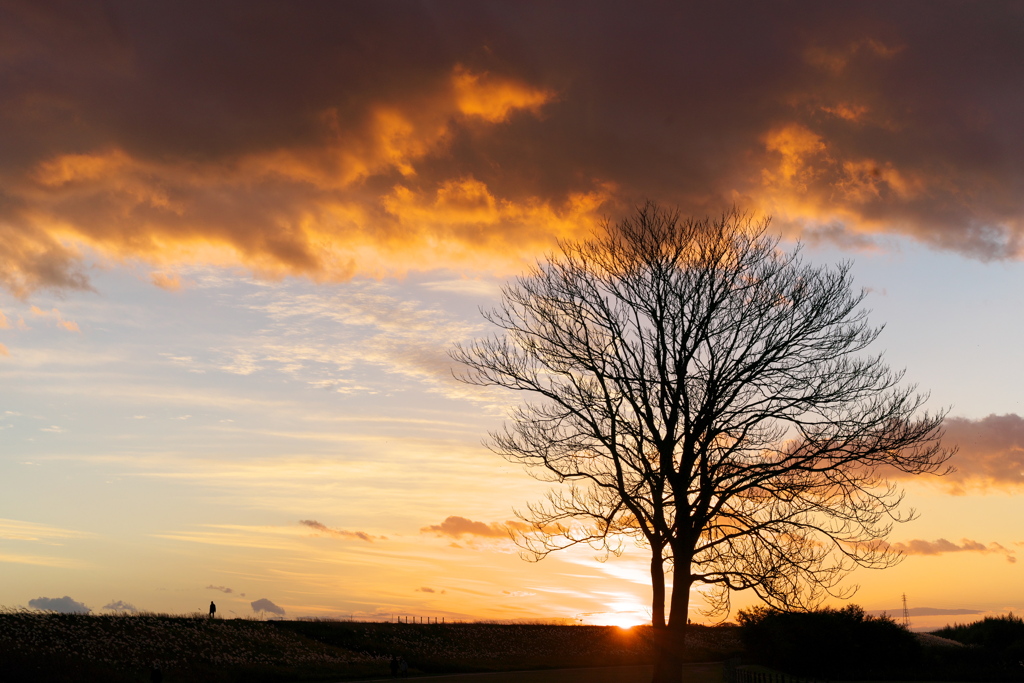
{"left": 740, "top": 606, "right": 1024, "bottom": 681}
{"left": 933, "top": 614, "right": 1024, "bottom": 679}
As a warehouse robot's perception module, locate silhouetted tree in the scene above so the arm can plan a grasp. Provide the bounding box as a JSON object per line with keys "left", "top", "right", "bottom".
{"left": 935, "top": 613, "right": 1024, "bottom": 663}
{"left": 452, "top": 204, "right": 951, "bottom": 683}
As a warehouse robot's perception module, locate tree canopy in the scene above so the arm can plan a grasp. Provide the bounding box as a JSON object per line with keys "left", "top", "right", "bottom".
{"left": 452, "top": 205, "right": 950, "bottom": 683}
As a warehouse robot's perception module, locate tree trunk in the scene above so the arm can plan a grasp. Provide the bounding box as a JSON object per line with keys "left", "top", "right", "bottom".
{"left": 650, "top": 567, "right": 693, "bottom": 683}
{"left": 650, "top": 550, "right": 666, "bottom": 629}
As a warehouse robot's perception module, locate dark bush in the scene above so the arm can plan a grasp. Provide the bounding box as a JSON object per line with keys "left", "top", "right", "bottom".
{"left": 738, "top": 604, "right": 921, "bottom": 679}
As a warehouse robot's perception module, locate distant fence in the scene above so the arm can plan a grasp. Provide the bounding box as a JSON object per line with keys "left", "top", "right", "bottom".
{"left": 295, "top": 616, "right": 585, "bottom": 625}
{"left": 295, "top": 616, "right": 461, "bottom": 624}
{"left": 723, "top": 659, "right": 827, "bottom": 683}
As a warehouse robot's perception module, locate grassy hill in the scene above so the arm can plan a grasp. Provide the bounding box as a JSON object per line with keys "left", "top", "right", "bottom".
{"left": 0, "top": 610, "right": 741, "bottom": 682}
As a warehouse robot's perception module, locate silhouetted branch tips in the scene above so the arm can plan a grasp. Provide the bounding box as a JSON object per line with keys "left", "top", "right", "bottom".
{"left": 451, "top": 203, "right": 951, "bottom": 683}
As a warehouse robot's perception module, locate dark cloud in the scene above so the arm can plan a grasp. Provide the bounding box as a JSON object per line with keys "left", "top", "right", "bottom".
{"left": 206, "top": 585, "right": 233, "bottom": 594}
{"left": 299, "top": 519, "right": 378, "bottom": 542}
{"left": 3, "top": 1, "right": 1024, "bottom": 295}
{"left": 28, "top": 595, "right": 90, "bottom": 613}
{"left": 102, "top": 600, "right": 138, "bottom": 613}
{"left": 250, "top": 598, "right": 285, "bottom": 616}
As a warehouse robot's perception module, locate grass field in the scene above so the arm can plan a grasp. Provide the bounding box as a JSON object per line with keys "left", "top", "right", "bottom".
{"left": 5, "top": 608, "right": 1016, "bottom": 682}
{"left": 0, "top": 610, "right": 740, "bottom": 682}
{"left": 348, "top": 663, "right": 724, "bottom": 683}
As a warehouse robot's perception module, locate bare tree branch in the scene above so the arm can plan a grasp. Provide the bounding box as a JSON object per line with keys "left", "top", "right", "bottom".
{"left": 451, "top": 204, "right": 952, "bottom": 683}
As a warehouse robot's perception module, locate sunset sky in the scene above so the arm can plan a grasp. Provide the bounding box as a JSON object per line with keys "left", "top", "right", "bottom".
{"left": 2, "top": 1, "right": 1024, "bottom": 630}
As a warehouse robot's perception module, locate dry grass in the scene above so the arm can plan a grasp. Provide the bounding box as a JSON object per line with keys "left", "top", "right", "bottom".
{"left": 348, "top": 662, "right": 723, "bottom": 683}
{"left": 0, "top": 610, "right": 742, "bottom": 682}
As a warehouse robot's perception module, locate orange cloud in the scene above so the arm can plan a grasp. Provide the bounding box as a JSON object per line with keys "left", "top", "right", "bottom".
{"left": 0, "top": 225, "right": 91, "bottom": 297}
{"left": 886, "top": 538, "right": 1016, "bottom": 563}
{"left": 29, "top": 306, "right": 79, "bottom": 332}
{"left": 818, "top": 102, "right": 870, "bottom": 123}
{"left": 904, "top": 414, "right": 1024, "bottom": 494}
{"left": 421, "top": 515, "right": 523, "bottom": 539}
{"left": 452, "top": 65, "right": 554, "bottom": 123}
{"left": 756, "top": 123, "right": 929, "bottom": 234}
{"left": 0, "top": 62, "right": 591, "bottom": 293}
{"left": 378, "top": 178, "right": 612, "bottom": 271}
{"left": 150, "top": 272, "right": 182, "bottom": 291}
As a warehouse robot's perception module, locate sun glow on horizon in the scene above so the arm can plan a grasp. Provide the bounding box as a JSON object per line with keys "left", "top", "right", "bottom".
{"left": 581, "top": 611, "right": 649, "bottom": 629}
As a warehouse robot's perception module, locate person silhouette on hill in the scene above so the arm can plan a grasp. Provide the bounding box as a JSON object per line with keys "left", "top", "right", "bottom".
{"left": 390, "top": 655, "right": 399, "bottom": 678}
{"left": 209, "top": 601, "right": 216, "bottom": 618}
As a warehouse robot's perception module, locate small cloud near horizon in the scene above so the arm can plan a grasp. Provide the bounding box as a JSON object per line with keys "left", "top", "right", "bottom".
{"left": 251, "top": 598, "right": 286, "bottom": 616}
{"left": 206, "top": 585, "right": 234, "bottom": 594}
{"left": 103, "top": 600, "right": 138, "bottom": 613}
{"left": 28, "top": 595, "right": 90, "bottom": 613}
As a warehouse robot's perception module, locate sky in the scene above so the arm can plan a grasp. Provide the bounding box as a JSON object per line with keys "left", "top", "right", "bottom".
{"left": 2, "top": 0, "right": 1024, "bottom": 631}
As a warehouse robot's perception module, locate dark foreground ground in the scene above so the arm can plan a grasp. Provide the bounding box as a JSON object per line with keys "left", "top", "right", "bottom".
{"left": 4, "top": 609, "right": 1022, "bottom": 683}
{"left": 347, "top": 663, "right": 724, "bottom": 683}
{"left": 0, "top": 611, "right": 740, "bottom": 683}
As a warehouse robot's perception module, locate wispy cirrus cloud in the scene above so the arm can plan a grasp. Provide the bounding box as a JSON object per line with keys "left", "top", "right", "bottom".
{"left": 299, "top": 520, "right": 380, "bottom": 543}
{"left": 0, "top": 553, "right": 84, "bottom": 568}
{"left": 197, "top": 280, "right": 499, "bottom": 403}
{"left": 0, "top": 518, "right": 93, "bottom": 542}
{"left": 420, "top": 515, "right": 523, "bottom": 539}
{"left": 29, "top": 306, "right": 79, "bottom": 332}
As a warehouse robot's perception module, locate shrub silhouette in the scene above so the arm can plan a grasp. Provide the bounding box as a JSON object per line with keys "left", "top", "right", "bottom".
{"left": 738, "top": 604, "right": 921, "bottom": 678}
